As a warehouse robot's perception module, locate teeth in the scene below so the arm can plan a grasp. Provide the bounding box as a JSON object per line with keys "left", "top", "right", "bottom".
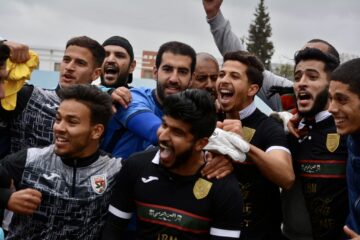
{"left": 56, "top": 137, "right": 67, "bottom": 142}
{"left": 159, "top": 143, "right": 169, "bottom": 149}
{"left": 220, "top": 89, "right": 232, "bottom": 94}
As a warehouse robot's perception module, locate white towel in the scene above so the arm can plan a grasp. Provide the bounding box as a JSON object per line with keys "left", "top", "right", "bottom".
{"left": 204, "top": 128, "right": 250, "bottom": 162}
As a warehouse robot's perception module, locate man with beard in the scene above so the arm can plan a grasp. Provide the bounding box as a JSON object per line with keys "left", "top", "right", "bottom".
{"left": 215, "top": 50, "right": 294, "bottom": 239}
{"left": 101, "top": 41, "right": 196, "bottom": 159}
{"left": 287, "top": 47, "right": 348, "bottom": 240}
{"left": 0, "top": 85, "right": 122, "bottom": 239}
{"left": 101, "top": 36, "right": 136, "bottom": 89}
{"left": 328, "top": 58, "right": 360, "bottom": 239}
{"left": 190, "top": 52, "right": 219, "bottom": 98}
{"left": 101, "top": 89, "right": 243, "bottom": 240}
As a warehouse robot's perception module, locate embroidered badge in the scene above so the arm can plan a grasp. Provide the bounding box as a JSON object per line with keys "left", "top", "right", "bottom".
{"left": 243, "top": 127, "right": 256, "bottom": 142}
{"left": 193, "top": 178, "right": 212, "bottom": 200}
{"left": 91, "top": 174, "right": 107, "bottom": 194}
{"left": 326, "top": 133, "right": 340, "bottom": 153}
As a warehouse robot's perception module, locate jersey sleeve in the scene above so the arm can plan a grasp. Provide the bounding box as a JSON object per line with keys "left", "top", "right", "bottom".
{"left": 260, "top": 118, "right": 290, "bottom": 153}
{"left": 207, "top": 10, "right": 245, "bottom": 56}
{"left": 113, "top": 88, "right": 161, "bottom": 144}
{"left": 210, "top": 174, "right": 243, "bottom": 239}
{"left": 101, "top": 158, "right": 137, "bottom": 239}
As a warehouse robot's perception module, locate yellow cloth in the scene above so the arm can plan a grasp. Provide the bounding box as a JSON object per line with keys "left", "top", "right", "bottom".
{"left": 1, "top": 50, "right": 39, "bottom": 110}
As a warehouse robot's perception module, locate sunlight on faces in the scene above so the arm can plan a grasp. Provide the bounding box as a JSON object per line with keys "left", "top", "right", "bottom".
{"left": 294, "top": 60, "right": 330, "bottom": 117}
{"left": 157, "top": 115, "right": 199, "bottom": 170}
{"left": 101, "top": 45, "right": 133, "bottom": 87}
{"left": 216, "top": 60, "right": 257, "bottom": 113}
{"left": 59, "top": 45, "right": 100, "bottom": 88}
{"left": 328, "top": 81, "right": 360, "bottom": 135}
{"left": 154, "top": 52, "right": 193, "bottom": 104}
{"left": 53, "top": 99, "right": 103, "bottom": 158}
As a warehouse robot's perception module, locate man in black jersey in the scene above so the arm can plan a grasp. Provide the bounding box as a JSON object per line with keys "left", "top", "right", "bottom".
{"left": 289, "top": 47, "right": 348, "bottom": 240}
{"left": 216, "top": 50, "right": 294, "bottom": 239}
{"left": 101, "top": 89, "right": 243, "bottom": 240}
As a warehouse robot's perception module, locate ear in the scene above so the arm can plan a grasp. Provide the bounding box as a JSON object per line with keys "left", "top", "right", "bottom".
{"left": 194, "top": 137, "right": 209, "bottom": 152}
{"left": 129, "top": 60, "right": 137, "bottom": 74}
{"left": 152, "top": 66, "right": 158, "bottom": 79}
{"left": 247, "top": 84, "right": 259, "bottom": 98}
{"left": 91, "top": 123, "right": 104, "bottom": 140}
{"left": 92, "top": 67, "right": 102, "bottom": 81}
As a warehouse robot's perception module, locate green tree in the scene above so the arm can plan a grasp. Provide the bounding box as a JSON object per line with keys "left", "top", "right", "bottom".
{"left": 247, "top": 0, "right": 274, "bottom": 70}
{"left": 273, "top": 63, "right": 294, "bottom": 81}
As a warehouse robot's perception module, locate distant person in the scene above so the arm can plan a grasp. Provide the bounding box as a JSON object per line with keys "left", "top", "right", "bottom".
{"left": 102, "top": 41, "right": 196, "bottom": 159}
{"left": 190, "top": 52, "right": 219, "bottom": 98}
{"left": 327, "top": 58, "right": 360, "bottom": 240}
{"left": 0, "top": 84, "right": 122, "bottom": 239}
{"left": 101, "top": 89, "right": 243, "bottom": 240}
{"left": 0, "top": 36, "right": 105, "bottom": 154}
{"left": 202, "top": 0, "right": 340, "bottom": 112}
{"left": 101, "top": 36, "right": 136, "bottom": 89}
{"left": 216, "top": 50, "right": 294, "bottom": 239}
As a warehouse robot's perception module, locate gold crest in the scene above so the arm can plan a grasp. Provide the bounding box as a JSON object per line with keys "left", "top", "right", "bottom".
{"left": 193, "top": 178, "right": 212, "bottom": 200}
{"left": 243, "top": 127, "right": 256, "bottom": 142}
{"left": 326, "top": 133, "right": 340, "bottom": 152}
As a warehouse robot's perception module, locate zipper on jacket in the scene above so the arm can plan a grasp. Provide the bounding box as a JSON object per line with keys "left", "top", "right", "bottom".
{"left": 72, "top": 159, "right": 77, "bottom": 197}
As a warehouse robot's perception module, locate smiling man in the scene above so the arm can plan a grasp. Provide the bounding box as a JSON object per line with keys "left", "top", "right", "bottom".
{"left": 102, "top": 41, "right": 196, "bottom": 159}
{"left": 0, "top": 85, "right": 122, "bottom": 239}
{"left": 328, "top": 58, "right": 360, "bottom": 239}
{"left": 101, "top": 89, "right": 243, "bottom": 240}
{"left": 215, "top": 50, "right": 294, "bottom": 239}
{"left": 0, "top": 36, "right": 105, "bottom": 154}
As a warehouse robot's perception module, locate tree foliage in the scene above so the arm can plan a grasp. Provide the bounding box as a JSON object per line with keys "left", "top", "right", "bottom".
{"left": 247, "top": 0, "right": 274, "bottom": 70}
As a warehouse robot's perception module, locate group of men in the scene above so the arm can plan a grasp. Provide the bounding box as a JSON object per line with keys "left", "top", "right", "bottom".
{"left": 1, "top": 0, "right": 360, "bottom": 239}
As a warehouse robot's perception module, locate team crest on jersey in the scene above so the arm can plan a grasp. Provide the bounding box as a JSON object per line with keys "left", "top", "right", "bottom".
{"left": 193, "top": 178, "right": 212, "bottom": 200}
{"left": 326, "top": 133, "right": 340, "bottom": 152}
{"left": 91, "top": 174, "right": 107, "bottom": 194}
{"left": 243, "top": 127, "right": 256, "bottom": 142}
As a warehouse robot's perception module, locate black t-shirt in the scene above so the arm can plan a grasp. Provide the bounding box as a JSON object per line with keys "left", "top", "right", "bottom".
{"left": 235, "top": 108, "right": 289, "bottom": 239}
{"left": 102, "top": 148, "right": 243, "bottom": 240}
{"left": 289, "top": 115, "right": 348, "bottom": 240}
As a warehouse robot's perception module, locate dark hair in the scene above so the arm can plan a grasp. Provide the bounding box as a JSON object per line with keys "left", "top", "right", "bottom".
{"left": 155, "top": 41, "right": 196, "bottom": 74}
{"left": 331, "top": 58, "right": 360, "bottom": 98}
{"left": 223, "top": 51, "right": 264, "bottom": 89}
{"left": 58, "top": 84, "right": 113, "bottom": 129}
{"left": 162, "top": 89, "right": 216, "bottom": 139}
{"left": 66, "top": 36, "right": 105, "bottom": 68}
{"left": 307, "top": 39, "right": 340, "bottom": 63}
{"left": 0, "top": 44, "right": 10, "bottom": 66}
{"left": 294, "top": 48, "right": 339, "bottom": 73}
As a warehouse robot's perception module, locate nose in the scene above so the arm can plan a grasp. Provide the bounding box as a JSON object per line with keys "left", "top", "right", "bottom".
{"left": 328, "top": 99, "right": 337, "bottom": 114}
{"left": 168, "top": 70, "right": 180, "bottom": 83}
{"left": 106, "top": 53, "right": 116, "bottom": 63}
{"left": 53, "top": 120, "right": 65, "bottom": 133}
{"left": 65, "top": 60, "right": 75, "bottom": 71}
{"left": 157, "top": 125, "right": 170, "bottom": 141}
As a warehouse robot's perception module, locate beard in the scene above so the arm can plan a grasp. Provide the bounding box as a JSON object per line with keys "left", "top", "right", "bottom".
{"left": 298, "top": 87, "right": 329, "bottom": 118}
{"left": 156, "top": 81, "right": 166, "bottom": 103}
{"left": 100, "top": 72, "right": 129, "bottom": 88}
{"left": 168, "top": 147, "right": 194, "bottom": 170}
